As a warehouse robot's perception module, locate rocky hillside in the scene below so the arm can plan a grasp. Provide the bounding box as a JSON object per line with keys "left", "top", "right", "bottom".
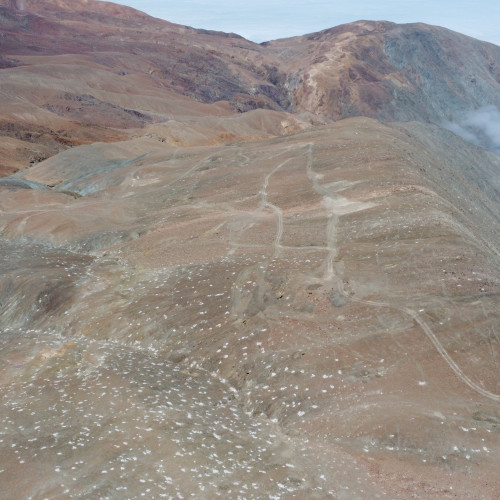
{"left": 268, "top": 20, "right": 500, "bottom": 122}
{"left": 0, "top": 0, "right": 288, "bottom": 175}
{"left": 1, "top": 0, "right": 500, "bottom": 175}
{"left": 1, "top": 1, "right": 499, "bottom": 499}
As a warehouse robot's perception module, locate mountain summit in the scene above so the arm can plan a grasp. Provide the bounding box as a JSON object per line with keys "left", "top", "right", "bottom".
{"left": 268, "top": 20, "right": 500, "bottom": 122}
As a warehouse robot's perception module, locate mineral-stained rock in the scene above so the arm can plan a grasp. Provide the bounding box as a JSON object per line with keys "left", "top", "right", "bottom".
{"left": 2, "top": 1, "right": 500, "bottom": 173}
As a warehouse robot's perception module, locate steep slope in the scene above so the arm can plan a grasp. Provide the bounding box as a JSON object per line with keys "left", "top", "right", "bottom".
{"left": 0, "top": 0, "right": 291, "bottom": 174}
{"left": 0, "top": 0, "right": 283, "bottom": 106}
{"left": 268, "top": 20, "right": 500, "bottom": 122}
{"left": 2, "top": 1, "right": 500, "bottom": 176}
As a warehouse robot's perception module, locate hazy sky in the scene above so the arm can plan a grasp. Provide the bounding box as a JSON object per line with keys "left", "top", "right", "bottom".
{"left": 116, "top": 0, "right": 500, "bottom": 45}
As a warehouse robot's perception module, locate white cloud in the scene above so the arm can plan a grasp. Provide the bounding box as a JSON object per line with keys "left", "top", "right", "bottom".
{"left": 444, "top": 106, "right": 500, "bottom": 154}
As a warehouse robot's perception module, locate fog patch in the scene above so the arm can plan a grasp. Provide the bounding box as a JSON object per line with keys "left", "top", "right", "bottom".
{"left": 443, "top": 105, "right": 500, "bottom": 154}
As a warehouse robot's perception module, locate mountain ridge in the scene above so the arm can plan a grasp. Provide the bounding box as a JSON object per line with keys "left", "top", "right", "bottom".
{"left": 1, "top": 0, "right": 500, "bottom": 177}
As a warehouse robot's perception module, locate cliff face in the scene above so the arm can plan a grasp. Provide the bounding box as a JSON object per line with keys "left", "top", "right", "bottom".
{"left": 1, "top": 2, "right": 500, "bottom": 499}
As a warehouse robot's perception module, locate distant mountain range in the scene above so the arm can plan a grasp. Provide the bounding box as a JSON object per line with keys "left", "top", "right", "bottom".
{"left": 1, "top": 0, "right": 500, "bottom": 175}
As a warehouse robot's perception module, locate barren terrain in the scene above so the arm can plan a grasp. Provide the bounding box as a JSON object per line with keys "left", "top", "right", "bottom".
{"left": 0, "top": 1, "right": 499, "bottom": 499}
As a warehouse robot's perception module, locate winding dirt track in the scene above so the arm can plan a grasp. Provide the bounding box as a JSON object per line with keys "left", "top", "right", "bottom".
{"left": 351, "top": 297, "right": 500, "bottom": 403}
{"left": 307, "top": 142, "right": 500, "bottom": 403}
{"left": 259, "top": 157, "right": 292, "bottom": 257}
{"left": 2, "top": 118, "right": 499, "bottom": 499}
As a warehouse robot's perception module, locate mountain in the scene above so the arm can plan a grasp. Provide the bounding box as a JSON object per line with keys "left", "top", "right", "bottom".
{"left": 0, "top": 0, "right": 293, "bottom": 176}
{"left": 2, "top": 1, "right": 500, "bottom": 175}
{"left": 268, "top": 20, "right": 500, "bottom": 122}
{"left": 1, "top": 1, "right": 499, "bottom": 499}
